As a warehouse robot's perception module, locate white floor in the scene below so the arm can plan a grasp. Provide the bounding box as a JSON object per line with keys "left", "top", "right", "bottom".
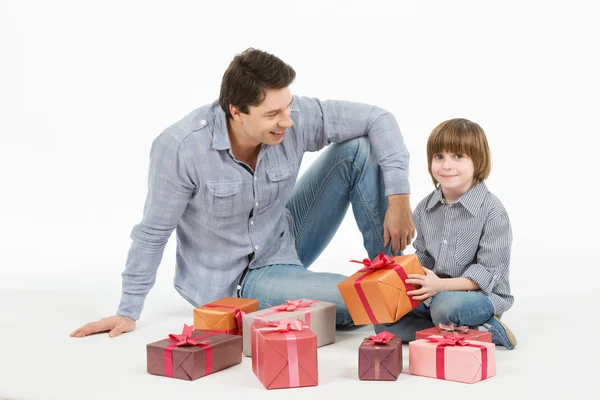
{"left": 0, "top": 285, "right": 596, "bottom": 400}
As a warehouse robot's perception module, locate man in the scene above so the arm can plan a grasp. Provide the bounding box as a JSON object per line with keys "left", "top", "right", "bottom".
{"left": 71, "top": 48, "right": 414, "bottom": 338}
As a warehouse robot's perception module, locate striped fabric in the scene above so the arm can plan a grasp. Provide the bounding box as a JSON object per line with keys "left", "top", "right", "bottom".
{"left": 412, "top": 182, "right": 514, "bottom": 314}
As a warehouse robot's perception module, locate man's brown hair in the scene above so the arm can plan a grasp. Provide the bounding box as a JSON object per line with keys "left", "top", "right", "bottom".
{"left": 219, "top": 48, "right": 296, "bottom": 118}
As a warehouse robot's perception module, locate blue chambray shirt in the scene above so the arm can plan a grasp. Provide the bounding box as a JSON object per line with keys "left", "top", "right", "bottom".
{"left": 117, "top": 96, "right": 410, "bottom": 320}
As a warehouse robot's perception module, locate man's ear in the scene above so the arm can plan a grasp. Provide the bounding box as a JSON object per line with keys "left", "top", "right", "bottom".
{"left": 229, "top": 105, "right": 244, "bottom": 123}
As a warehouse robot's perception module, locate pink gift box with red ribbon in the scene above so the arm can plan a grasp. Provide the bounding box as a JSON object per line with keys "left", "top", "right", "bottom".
{"left": 242, "top": 299, "right": 336, "bottom": 356}
{"left": 251, "top": 318, "right": 318, "bottom": 390}
{"left": 409, "top": 335, "right": 496, "bottom": 384}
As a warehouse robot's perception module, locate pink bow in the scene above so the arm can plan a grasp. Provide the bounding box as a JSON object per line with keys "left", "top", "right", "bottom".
{"left": 167, "top": 324, "right": 206, "bottom": 347}
{"left": 271, "top": 299, "right": 318, "bottom": 312}
{"left": 164, "top": 324, "right": 215, "bottom": 377}
{"left": 258, "top": 318, "right": 306, "bottom": 333}
{"left": 437, "top": 322, "right": 470, "bottom": 334}
{"left": 364, "top": 331, "right": 396, "bottom": 345}
{"left": 426, "top": 334, "right": 469, "bottom": 346}
{"left": 350, "top": 252, "right": 395, "bottom": 272}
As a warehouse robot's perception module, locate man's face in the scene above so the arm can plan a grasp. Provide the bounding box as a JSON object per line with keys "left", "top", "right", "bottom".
{"left": 232, "top": 87, "right": 294, "bottom": 146}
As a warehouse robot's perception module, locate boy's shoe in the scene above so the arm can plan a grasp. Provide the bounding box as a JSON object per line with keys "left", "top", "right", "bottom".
{"left": 480, "top": 315, "right": 517, "bottom": 350}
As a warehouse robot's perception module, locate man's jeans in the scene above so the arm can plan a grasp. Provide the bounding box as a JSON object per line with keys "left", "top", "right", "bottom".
{"left": 240, "top": 137, "right": 388, "bottom": 327}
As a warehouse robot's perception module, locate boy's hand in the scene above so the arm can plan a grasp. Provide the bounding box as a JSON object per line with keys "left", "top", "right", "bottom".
{"left": 70, "top": 315, "right": 136, "bottom": 338}
{"left": 405, "top": 267, "right": 443, "bottom": 301}
{"left": 384, "top": 194, "right": 415, "bottom": 253}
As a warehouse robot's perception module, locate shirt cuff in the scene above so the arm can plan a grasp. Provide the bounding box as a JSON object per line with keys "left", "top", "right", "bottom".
{"left": 116, "top": 293, "right": 147, "bottom": 321}
{"left": 461, "top": 264, "right": 497, "bottom": 295}
{"left": 382, "top": 168, "right": 410, "bottom": 196}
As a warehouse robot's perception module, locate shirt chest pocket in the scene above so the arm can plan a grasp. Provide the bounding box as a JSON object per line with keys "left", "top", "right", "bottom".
{"left": 266, "top": 160, "right": 298, "bottom": 203}
{"left": 205, "top": 180, "right": 243, "bottom": 217}
{"left": 454, "top": 229, "right": 481, "bottom": 266}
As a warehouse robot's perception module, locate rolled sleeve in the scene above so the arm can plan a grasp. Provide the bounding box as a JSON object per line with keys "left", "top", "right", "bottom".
{"left": 295, "top": 96, "right": 410, "bottom": 196}
{"left": 461, "top": 213, "right": 512, "bottom": 295}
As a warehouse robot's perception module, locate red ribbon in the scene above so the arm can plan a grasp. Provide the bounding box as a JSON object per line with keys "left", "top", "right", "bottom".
{"left": 351, "top": 253, "right": 396, "bottom": 272}
{"left": 163, "top": 324, "right": 216, "bottom": 378}
{"left": 363, "top": 331, "right": 396, "bottom": 345}
{"left": 350, "top": 252, "right": 419, "bottom": 323}
{"left": 426, "top": 335, "right": 488, "bottom": 381}
{"left": 203, "top": 303, "right": 246, "bottom": 335}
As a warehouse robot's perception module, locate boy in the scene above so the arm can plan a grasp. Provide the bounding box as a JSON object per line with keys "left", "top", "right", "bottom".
{"left": 375, "top": 118, "right": 517, "bottom": 349}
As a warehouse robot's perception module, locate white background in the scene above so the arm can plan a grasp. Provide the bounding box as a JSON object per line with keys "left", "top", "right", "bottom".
{"left": 1, "top": 1, "right": 599, "bottom": 399}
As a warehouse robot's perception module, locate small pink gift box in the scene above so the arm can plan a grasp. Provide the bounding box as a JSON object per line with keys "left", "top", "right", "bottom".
{"left": 409, "top": 335, "right": 496, "bottom": 384}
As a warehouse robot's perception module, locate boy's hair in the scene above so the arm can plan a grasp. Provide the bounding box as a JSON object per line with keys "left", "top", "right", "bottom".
{"left": 427, "top": 118, "right": 492, "bottom": 187}
{"left": 219, "top": 48, "right": 296, "bottom": 119}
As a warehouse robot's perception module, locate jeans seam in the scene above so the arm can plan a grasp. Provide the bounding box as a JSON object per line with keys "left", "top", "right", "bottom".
{"left": 352, "top": 163, "right": 385, "bottom": 253}
{"left": 294, "top": 157, "right": 354, "bottom": 249}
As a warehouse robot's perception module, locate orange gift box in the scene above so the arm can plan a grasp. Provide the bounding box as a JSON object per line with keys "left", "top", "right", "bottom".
{"left": 337, "top": 253, "right": 425, "bottom": 325}
{"left": 193, "top": 297, "right": 259, "bottom": 335}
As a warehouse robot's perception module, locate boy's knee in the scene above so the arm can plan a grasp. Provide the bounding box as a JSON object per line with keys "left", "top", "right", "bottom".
{"left": 429, "top": 293, "right": 464, "bottom": 325}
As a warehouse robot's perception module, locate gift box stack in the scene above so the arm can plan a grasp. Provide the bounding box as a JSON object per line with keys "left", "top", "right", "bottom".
{"left": 143, "top": 253, "right": 502, "bottom": 388}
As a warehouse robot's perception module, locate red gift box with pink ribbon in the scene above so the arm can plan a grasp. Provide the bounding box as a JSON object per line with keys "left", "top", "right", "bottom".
{"left": 409, "top": 334, "right": 496, "bottom": 384}
{"left": 146, "top": 324, "right": 242, "bottom": 380}
{"left": 337, "top": 253, "right": 425, "bottom": 325}
{"left": 415, "top": 323, "right": 492, "bottom": 342}
{"left": 251, "top": 318, "right": 318, "bottom": 389}
{"left": 242, "top": 299, "right": 336, "bottom": 356}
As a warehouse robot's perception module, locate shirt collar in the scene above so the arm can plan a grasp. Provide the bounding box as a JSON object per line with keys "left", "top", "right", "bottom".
{"left": 426, "top": 181, "right": 488, "bottom": 217}
{"left": 211, "top": 104, "right": 232, "bottom": 151}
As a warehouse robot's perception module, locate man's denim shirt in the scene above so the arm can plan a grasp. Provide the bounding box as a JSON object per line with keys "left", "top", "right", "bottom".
{"left": 117, "top": 96, "right": 410, "bottom": 320}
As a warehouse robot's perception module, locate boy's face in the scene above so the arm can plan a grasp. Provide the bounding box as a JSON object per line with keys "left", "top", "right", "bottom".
{"left": 431, "top": 150, "right": 475, "bottom": 196}
{"left": 231, "top": 87, "right": 294, "bottom": 147}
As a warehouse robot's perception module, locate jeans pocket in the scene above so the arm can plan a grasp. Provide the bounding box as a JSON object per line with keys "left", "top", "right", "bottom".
{"left": 205, "top": 180, "right": 243, "bottom": 217}
{"left": 454, "top": 229, "right": 480, "bottom": 265}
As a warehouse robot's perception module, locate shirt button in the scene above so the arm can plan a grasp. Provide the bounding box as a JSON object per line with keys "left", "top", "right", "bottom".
{"left": 255, "top": 202, "right": 259, "bottom": 206}
{"left": 200, "top": 119, "right": 206, "bottom": 125}
{"left": 442, "top": 239, "right": 448, "bottom": 244}
{"left": 254, "top": 245, "right": 259, "bottom": 250}
{"left": 250, "top": 220, "right": 254, "bottom": 225}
